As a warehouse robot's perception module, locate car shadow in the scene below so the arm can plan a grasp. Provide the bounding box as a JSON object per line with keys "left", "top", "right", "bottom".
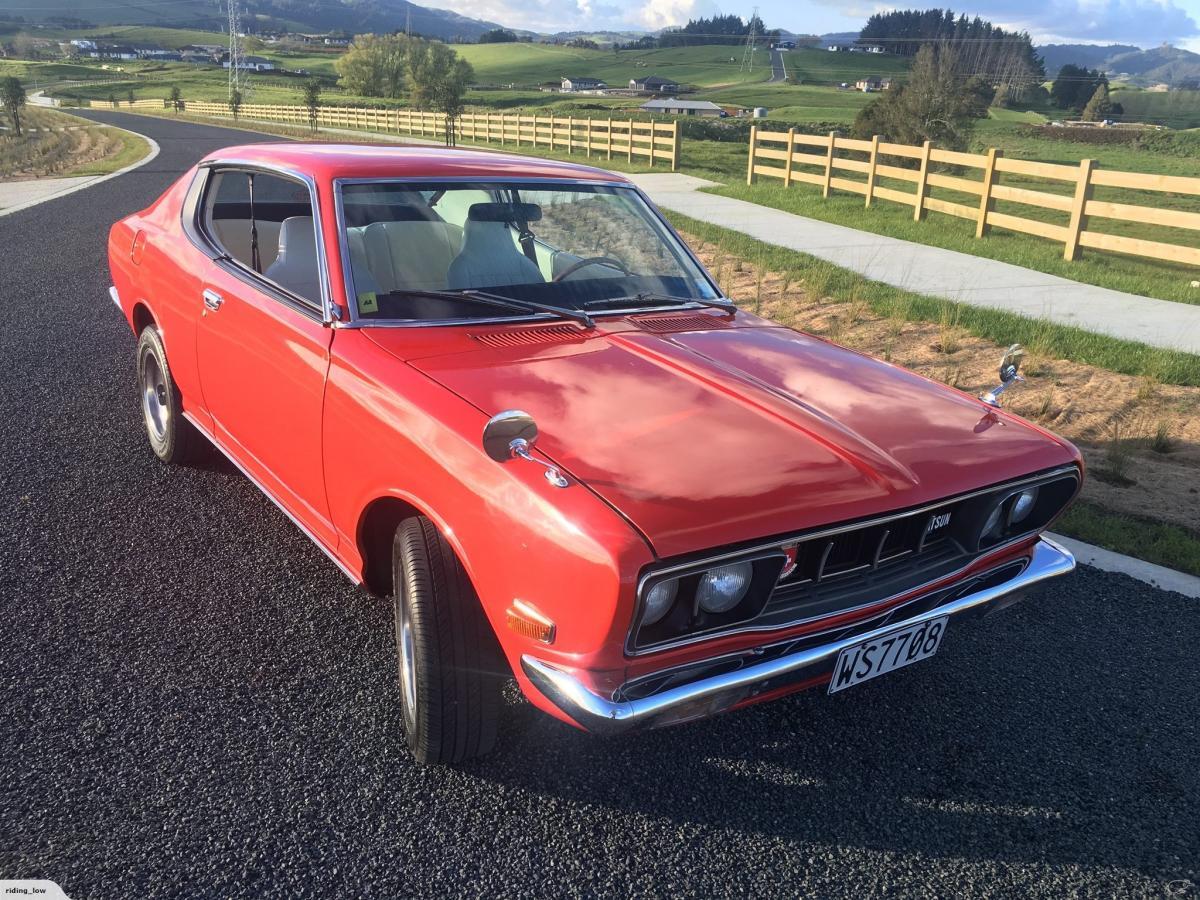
{"left": 461, "top": 568, "right": 1199, "bottom": 880}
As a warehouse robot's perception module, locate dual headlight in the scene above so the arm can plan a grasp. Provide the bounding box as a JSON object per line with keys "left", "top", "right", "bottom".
{"left": 642, "top": 561, "right": 754, "bottom": 626}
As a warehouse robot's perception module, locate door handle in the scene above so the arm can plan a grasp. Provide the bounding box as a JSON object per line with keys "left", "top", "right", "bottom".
{"left": 202, "top": 290, "right": 224, "bottom": 311}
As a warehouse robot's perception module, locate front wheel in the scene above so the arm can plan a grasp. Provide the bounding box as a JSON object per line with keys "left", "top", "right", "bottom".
{"left": 136, "top": 326, "right": 202, "bottom": 464}
{"left": 392, "top": 516, "right": 504, "bottom": 765}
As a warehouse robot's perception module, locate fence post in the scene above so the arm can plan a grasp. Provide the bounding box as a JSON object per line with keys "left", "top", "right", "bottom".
{"left": 747, "top": 125, "right": 758, "bottom": 185}
{"left": 975, "top": 147, "right": 1001, "bottom": 238}
{"left": 913, "top": 139, "right": 933, "bottom": 221}
{"left": 628, "top": 119, "right": 634, "bottom": 164}
{"left": 586, "top": 118, "right": 593, "bottom": 157}
{"left": 822, "top": 131, "right": 837, "bottom": 198}
{"left": 568, "top": 116, "right": 574, "bottom": 154}
{"left": 783, "top": 127, "right": 796, "bottom": 187}
{"left": 670, "top": 122, "right": 681, "bottom": 172}
{"left": 1064, "top": 158, "right": 1095, "bottom": 261}
{"left": 864, "top": 134, "right": 880, "bottom": 207}
{"left": 607, "top": 118, "right": 613, "bottom": 161}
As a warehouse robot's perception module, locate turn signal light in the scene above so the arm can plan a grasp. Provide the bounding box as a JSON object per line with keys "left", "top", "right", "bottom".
{"left": 506, "top": 600, "right": 556, "bottom": 644}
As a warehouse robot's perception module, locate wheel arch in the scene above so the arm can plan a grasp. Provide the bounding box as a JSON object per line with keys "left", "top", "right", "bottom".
{"left": 132, "top": 300, "right": 156, "bottom": 336}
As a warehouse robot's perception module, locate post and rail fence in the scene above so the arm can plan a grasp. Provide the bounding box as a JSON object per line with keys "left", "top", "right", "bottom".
{"left": 89, "top": 99, "right": 682, "bottom": 171}
{"left": 746, "top": 126, "right": 1200, "bottom": 269}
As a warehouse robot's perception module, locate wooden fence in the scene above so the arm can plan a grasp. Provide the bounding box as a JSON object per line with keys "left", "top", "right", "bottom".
{"left": 165, "top": 101, "right": 682, "bottom": 170}
{"left": 88, "top": 99, "right": 170, "bottom": 109}
{"left": 746, "top": 127, "right": 1200, "bottom": 268}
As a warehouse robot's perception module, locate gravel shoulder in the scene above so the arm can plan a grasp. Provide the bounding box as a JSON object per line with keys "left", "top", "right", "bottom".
{"left": 1, "top": 110, "right": 1196, "bottom": 900}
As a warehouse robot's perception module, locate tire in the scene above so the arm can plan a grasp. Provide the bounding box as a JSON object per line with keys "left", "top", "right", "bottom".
{"left": 392, "top": 516, "right": 503, "bottom": 765}
{"left": 136, "top": 326, "right": 202, "bottom": 464}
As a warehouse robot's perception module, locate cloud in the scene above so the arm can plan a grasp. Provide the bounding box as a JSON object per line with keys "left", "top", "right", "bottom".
{"left": 806, "top": 0, "right": 1198, "bottom": 46}
{"left": 634, "top": 0, "right": 723, "bottom": 30}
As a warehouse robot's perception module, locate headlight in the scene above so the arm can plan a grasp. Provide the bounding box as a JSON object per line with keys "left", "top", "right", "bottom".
{"left": 697, "top": 562, "right": 753, "bottom": 613}
{"left": 641, "top": 578, "right": 678, "bottom": 625}
{"left": 1010, "top": 487, "right": 1038, "bottom": 524}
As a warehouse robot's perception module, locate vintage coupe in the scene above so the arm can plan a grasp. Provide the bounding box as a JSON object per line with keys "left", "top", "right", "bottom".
{"left": 108, "top": 144, "right": 1081, "bottom": 764}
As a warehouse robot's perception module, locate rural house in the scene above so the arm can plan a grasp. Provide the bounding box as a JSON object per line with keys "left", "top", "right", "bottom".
{"left": 640, "top": 98, "right": 725, "bottom": 117}
{"left": 856, "top": 75, "right": 892, "bottom": 92}
{"left": 629, "top": 75, "right": 680, "bottom": 94}
{"left": 561, "top": 77, "right": 607, "bottom": 92}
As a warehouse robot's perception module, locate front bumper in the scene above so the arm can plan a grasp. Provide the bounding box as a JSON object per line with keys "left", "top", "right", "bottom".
{"left": 522, "top": 537, "right": 1075, "bottom": 735}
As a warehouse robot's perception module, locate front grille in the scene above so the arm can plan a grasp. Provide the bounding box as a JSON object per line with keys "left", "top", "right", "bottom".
{"left": 758, "top": 501, "right": 967, "bottom": 628}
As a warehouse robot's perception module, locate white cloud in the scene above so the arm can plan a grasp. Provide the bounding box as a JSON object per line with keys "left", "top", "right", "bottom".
{"left": 635, "top": 0, "right": 722, "bottom": 30}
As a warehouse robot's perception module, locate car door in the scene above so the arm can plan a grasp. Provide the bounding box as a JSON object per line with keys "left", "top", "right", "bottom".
{"left": 194, "top": 166, "right": 338, "bottom": 548}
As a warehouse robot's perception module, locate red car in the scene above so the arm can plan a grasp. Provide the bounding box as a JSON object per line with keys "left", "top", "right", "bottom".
{"left": 108, "top": 144, "right": 1081, "bottom": 764}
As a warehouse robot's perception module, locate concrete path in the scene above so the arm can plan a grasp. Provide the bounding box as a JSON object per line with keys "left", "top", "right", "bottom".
{"left": 629, "top": 173, "right": 1200, "bottom": 355}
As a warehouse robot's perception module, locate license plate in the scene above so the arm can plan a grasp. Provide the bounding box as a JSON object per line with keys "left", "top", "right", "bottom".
{"left": 828, "top": 616, "right": 948, "bottom": 694}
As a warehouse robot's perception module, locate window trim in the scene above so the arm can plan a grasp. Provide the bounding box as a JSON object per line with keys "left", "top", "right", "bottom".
{"left": 331, "top": 175, "right": 726, "bottom": 329}
{"left": 188, "top": 159, "right": 337, "bottom": 325}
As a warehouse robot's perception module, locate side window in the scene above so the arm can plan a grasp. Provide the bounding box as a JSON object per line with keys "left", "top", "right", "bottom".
{"left": 203, "top": 169, "right": 323, "bottom": 307}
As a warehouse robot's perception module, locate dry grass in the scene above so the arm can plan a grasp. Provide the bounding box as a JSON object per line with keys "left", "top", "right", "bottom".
{"left": 0, "top": 107, "right": 144, "bottom": 180}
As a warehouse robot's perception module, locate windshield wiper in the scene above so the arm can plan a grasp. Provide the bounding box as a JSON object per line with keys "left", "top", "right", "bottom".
{"left": 583, "top": 292, "right": 737, "bottom": 313}
{"left": 390, "top": 288, "right": 594, "bottom": 328}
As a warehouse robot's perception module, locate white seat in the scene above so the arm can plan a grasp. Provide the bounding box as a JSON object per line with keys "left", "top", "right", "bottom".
{"left": 363, "top": 220, "right": 459, "bottom": 293}
{"left": 212, "top": 219, "right": 281, "bottom": 271}
{"left": 264, "top": 216, "right": 321, "bottom": 303}
{"left": 446, "top": 218, "right": 543, "bottom": 290}
{"left": 345, "top": 226, "right": 381, "bottom": 299}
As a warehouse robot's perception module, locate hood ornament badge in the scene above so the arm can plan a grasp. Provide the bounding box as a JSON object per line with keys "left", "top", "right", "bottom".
{"left": 980, "top": 345, "right": 1025, "bottom": 408}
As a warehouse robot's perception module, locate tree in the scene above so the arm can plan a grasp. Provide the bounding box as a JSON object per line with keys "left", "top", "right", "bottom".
{"left": 851, "top": 45, "right": 981, "bottom": 149}
{"left": 229, "top": 87, "right": 242, "bottom": 120}
{"left": 335, "top": 33, "right": 410, "bottom": 99}
{"left": 2, "top": 75, "right": 25, "bottom": 136}
{"left": 302, "top": 79, "right": 321, "bottom": 132}
{"left": 1081, "top": 82, "right": 1113, "bottom": 121}
{"left": 1051, "top": 63, "right": 1107, "bottom": 111}
{"left": 477, "top": 28, "right": 517, "bottom": 44}
{"left": 169, "top": 85, "right": 181, "bottom": 113}
{"left": 405, "top": 39, "right": 473, "bottom": 146}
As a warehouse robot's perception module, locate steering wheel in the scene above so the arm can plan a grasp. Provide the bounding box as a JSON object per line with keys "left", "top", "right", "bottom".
{"left": 552, "top": 256, "right": 632, "bottom": 282}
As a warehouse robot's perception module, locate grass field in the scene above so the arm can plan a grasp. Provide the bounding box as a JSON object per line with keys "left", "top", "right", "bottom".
{"left": 0, "top": 106, "right": 149, "bottom": 179}
{"left": 1111, "top": 86, "right": 1200, "bottom": 129}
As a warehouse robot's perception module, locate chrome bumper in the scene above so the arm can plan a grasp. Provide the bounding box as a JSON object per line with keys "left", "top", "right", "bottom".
{"left": 522, "top": 537, "right": 1075, "bottom": 735}
{"left": 109, "top": 285, "right": 121, "bottom": 308}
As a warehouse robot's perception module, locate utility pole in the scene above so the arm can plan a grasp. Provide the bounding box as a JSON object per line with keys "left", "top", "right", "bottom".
{"left": 227, "top": 0, "right": 243, "bottom": 101}
{"left": 405, "top": 7, "right": 412, "bottom": 36}
{"left": 740, "top": 7, "right": 759, "bottom": 74}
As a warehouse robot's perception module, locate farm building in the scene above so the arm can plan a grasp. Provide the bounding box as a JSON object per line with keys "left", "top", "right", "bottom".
{"left": 640, "top": 98, "right": 725, "bottom": 117}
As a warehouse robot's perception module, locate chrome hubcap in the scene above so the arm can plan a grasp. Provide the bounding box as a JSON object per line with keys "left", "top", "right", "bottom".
{"left": 141, "top": 355, "right": 169, "bottom": 441}
{"left": 398, "top": 595, "right": 418, "bottom": 720}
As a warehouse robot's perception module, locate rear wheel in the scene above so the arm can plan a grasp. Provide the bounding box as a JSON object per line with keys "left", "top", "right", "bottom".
{"left": 136, "top": 326, "right": 202, "bottom": 464}
{"left": 392, "top": 516, "right": 504, "bottom": 765}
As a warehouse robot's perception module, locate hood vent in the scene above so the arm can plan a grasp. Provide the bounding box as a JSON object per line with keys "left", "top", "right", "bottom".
{"left": 471, "top": 325, "right": 586, "bottom": 349}
{"left": 632, "top": 313, "right": 733, "bottom": 334}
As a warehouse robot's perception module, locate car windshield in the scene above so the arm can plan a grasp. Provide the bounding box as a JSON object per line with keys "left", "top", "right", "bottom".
{"left": 338, "top": 180, "right": 721, "bottom": 322}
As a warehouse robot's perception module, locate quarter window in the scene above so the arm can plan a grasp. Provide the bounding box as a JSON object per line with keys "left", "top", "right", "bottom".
{"left": 203, "top": 169, "right": 323, "bottom": 307}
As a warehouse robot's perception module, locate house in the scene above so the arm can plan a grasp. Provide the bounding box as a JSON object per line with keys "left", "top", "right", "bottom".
{"left": 629, "top": 75, "right": 681, "bottom": 94}
{"left": 561, "top": 76, "right": 607, "bottom": 92}
{"left": 640, "top": 97, "right": 724, "bottom": 117}
{"left": 863, "top": 45, "right": 884, "bottom": 53}
{"left": 223, "top": 56, "right": 277, "bottom": 72}
{"left": 827, "top": 44, "right": 846, "bottom": 52}
{"left": 87, "top": 46, "right": 138, "bottom": 60}
{"left": 856, "top": 76, "right": 892, "bottom": 92}
{"left": 69, "top": 38, "right": 97, "bottom": 50}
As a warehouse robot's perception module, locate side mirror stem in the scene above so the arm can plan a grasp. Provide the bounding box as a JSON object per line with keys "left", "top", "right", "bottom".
{"left": 509, "top": 438, "right": 569, "bottom": 488}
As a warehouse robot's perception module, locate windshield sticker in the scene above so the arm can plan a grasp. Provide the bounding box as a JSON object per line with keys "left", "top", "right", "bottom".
{"left": 357, "top": 291, "right": 379, "bottom": 314}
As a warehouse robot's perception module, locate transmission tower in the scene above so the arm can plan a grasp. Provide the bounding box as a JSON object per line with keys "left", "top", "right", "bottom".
{"left": 226, "top": 0, "right": 244, "bottom": 101}
{"left": 740, "top": 6, "right": 759, "bottom": 73}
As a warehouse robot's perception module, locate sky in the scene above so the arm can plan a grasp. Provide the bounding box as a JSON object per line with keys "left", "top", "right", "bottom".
{"left": 439, "top": 0, "right": 1200, "bottom": 51}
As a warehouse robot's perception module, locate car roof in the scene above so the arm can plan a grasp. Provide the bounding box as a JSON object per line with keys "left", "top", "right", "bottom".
{"left": 200, "top": 143, "right": 634, "bottom": 185}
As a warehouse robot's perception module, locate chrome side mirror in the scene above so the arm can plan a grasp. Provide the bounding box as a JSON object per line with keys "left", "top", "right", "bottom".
{"left": 482, "top": 410, "right": 568, "bottom": 488}
{"left": 980, "top": 344, "right": 1025, "bottom": 408}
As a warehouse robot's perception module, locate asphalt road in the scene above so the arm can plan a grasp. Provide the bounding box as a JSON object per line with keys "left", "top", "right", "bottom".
{"left": 769, "top": 48, "right": 787, "bottom": 83}
{"left": 2, "top": 111, "right": 1198, "bottom": 899}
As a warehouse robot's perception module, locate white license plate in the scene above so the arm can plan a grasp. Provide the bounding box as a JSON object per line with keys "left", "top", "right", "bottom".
{"left": 828, "top": 616, "right": 948, "bottom": 694}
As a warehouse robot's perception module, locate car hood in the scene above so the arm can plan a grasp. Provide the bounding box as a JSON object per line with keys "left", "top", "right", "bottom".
{"left": 398, "top": 321, "right": 1078, "bottom": 559}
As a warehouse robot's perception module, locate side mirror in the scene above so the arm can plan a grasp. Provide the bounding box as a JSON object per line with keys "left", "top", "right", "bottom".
{"left": 980, "top": 344, "right": 1025, "bottom": 408}
{"left": 482, "top": 410, "right": 568, "bottom": 488}
{"left": 482, "top": 409, "right": 539, "bottom": 462}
